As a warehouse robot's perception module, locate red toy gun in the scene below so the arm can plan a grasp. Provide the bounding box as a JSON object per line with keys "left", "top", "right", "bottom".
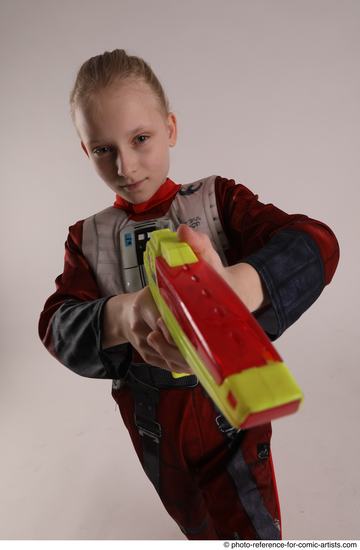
{"left": 144, "top": 229, "right": 303, "bottom": 429}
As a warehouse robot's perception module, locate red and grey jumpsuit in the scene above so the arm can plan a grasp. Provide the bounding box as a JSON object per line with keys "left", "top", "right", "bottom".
{"left": 38, "top": 175, "right": 339, "bottom": 540}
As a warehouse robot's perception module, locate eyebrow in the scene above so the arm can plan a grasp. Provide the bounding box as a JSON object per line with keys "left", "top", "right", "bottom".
{"left": 89, "top": 126, "right": 150, "bottom": 145}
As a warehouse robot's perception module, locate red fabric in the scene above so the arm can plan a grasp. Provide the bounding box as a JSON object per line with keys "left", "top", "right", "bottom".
{"left": 114, "top": 177, "right": 181, "bottom": 221}
{"left": 38, "top": 219, "right": 100, "bottom": 353}
{"left": 215, "top": 176, "right": 339, "bottom": 285}
{"left": 112, "top": 382, "right": 281, "bottom": 539}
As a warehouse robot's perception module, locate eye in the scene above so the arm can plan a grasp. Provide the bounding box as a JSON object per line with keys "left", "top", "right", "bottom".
{"left": 134, "top": 134, "right": 149, "bottom": 145}
{"left": 92, "top": 145, "right": 114, "bottom": 156}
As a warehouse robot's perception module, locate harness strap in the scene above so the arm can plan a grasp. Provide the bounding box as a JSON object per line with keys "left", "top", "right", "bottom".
{"left": 178, "top": 515, "right": 212, "bottom": 536}
{"left": 127, "top": 371, "right": 162, "bottom": 493}
{"left": 126, "top": 363, "right": 198, "bottom": 493}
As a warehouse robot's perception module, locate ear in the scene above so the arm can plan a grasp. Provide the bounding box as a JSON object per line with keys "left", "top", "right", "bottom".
{"left": 167, "top": 112, "right": 177, "bottom": 147}
{"left": 81, "top": 141, "right": 89, "bottom": 158}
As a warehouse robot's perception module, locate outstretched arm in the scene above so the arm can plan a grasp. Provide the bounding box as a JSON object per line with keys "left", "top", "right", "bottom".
{"left": 215, "top": 176, "right": 340, "bottom": 339}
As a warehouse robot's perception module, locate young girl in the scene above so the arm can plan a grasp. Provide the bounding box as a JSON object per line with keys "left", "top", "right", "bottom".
{"left": 39, "top": 49, "right": 339, "bottom": 540}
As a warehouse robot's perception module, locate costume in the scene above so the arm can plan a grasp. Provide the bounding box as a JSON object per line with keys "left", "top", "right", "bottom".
{"left": 39, "top": 175, "right": 339, "bottom": 540}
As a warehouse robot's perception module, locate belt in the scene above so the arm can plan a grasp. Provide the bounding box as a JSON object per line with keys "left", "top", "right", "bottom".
{"left": 127, "top": 362, "right": 199, "bottom": 389}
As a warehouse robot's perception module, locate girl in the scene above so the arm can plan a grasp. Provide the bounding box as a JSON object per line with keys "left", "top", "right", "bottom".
{"left": 39, "top": 48, "right": 339, "bottom": 540}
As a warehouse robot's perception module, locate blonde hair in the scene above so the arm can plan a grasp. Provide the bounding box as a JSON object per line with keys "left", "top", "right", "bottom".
{"left": 69, "top": 48, "right": 171, "bottom": 122}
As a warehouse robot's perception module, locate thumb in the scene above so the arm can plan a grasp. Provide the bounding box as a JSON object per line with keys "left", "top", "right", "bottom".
{"left": 176, "top": 224, "right": 224, "bottom": 271}
{"left": 176, "top": 224, "right": 209, "bottom": 257}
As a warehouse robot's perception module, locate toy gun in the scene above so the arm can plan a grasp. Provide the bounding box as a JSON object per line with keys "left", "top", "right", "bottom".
{"left": 143, "top": 229, "right": 303, "bottom": 429}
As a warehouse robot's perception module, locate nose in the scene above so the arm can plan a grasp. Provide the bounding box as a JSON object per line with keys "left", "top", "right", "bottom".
{"left": 116, "top": 148, "right": 138, "bottom": 178}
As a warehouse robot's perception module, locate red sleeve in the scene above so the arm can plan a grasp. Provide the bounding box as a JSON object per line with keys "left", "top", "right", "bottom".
{"left": 215, "top": 175, "right": 340, "bottom": 339}
{"left": 38, "top": 220, "right": 131, "bottom": 379}
{"left": 215, "top": 176, "right": 339, "bottom": 285}
{"left": 38, "top": 220, "right": 101, "bottom": 347}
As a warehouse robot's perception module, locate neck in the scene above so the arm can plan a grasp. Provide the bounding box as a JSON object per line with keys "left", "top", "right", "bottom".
{"left": 114, "top": 177, "right": 181, "bottom": 216}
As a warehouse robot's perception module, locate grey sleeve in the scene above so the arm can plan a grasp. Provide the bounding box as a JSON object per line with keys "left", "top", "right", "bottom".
{"left": 50, "top": 297, "right": 132, "bottom": 379}
{"left": 243, "top": 229, "right": 325, "bottom": 340}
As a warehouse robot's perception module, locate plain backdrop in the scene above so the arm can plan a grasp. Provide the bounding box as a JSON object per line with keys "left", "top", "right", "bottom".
{"left": 0, "top": 0, "right": 359, "bottom": 541}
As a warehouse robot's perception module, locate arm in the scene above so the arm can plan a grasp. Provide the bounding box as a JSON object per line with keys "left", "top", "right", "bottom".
{"left": 38, "top": 220, "right": 132, "bottom": 379}
{"left": 215, "top": 176, "right": 340, "bottom": 339}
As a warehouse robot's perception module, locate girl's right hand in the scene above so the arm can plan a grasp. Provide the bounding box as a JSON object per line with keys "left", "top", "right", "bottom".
{"left": 102, "top": 288, "right": 193, "bottom": 374}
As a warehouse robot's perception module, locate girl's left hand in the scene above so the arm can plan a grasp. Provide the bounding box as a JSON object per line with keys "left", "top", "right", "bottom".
{"left": 174, "top": 224, "right": 269, "bottom": 313}
{"left": 176, "top": 224, "right": 229, "bottom": 280}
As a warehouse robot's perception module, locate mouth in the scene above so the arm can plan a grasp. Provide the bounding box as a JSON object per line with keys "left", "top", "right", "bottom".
{"left": 121, "top": 178, "right": 146, "bottom": 190}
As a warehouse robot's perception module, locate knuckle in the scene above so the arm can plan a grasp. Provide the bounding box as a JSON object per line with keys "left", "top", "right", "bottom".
{"left": 141, "top": 348, "right": 155, "bottom": 364}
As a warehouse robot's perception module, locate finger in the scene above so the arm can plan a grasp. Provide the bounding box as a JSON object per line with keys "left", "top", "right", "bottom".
{"left": 144, "top": 345, "right": 191, "bottom": 374}
{"left": 134, "top": 287, "right": 160, "bottom": 332}
{"left": 156, "top": 317, "right": 174, "bottom": 345}
{"left": 137, "top": 335, "right": 172, "bottom": 371}
{"left": 177, "top": 224, "right": 207, "bottom": 256}
{"left": 147, "top": 330, "right": 172, "bottom": 350}
{"left": 176, "top": 224, "right": 223, "bottom": 271}
{"left": 146, "top": 331, "right": 193, "bottom": 374}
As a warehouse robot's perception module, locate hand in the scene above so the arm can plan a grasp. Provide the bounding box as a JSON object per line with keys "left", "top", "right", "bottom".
{"left": 176, "top": 224, "right": 230, "bottom": 282}
{"left": 176, "top": 224, "right": 268, "bottom": 312}
{"left": 102, "top": 225, "right": 268, "bottom": 369}
{"left": 102, "top": 287, "right": 193, "bottom": 374}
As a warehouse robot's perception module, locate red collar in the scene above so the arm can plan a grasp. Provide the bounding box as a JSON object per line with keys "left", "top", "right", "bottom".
{"left": 113, "top": 177, "right": 181, "bottom": 219}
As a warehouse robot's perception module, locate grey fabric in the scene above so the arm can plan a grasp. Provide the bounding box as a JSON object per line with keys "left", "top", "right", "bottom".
{"left": 51, "top": 298, "right": 132, "bottom": 378}
{"left": 227, "top": 448, "right": 281, "bottom": 540}
{"left": 81, "top": 176, "right": 230, "bottom": 300}
{"left": 128, "top": 372, "right": 162, "bottom": 493}
{"left": 244, "top": 229, "right": 325, "bottom": 340}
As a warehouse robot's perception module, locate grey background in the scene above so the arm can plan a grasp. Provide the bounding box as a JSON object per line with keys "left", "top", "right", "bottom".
{"left": 1, "top": 0, "right": 359, "bottom": 540}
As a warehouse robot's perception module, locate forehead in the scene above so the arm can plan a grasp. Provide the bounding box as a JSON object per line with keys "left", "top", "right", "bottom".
{"left": 75, "top": 81, "right": 165, "bottom": 141}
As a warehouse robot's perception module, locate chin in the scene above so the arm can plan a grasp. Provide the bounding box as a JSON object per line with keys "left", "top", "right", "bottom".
{"left": 131, "top": 195, "right": 151, "bottom": 205}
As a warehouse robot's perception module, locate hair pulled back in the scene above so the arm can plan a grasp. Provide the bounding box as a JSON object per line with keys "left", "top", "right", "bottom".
{"left": 69, "top": 48, "right": 170, "bottom": 121}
